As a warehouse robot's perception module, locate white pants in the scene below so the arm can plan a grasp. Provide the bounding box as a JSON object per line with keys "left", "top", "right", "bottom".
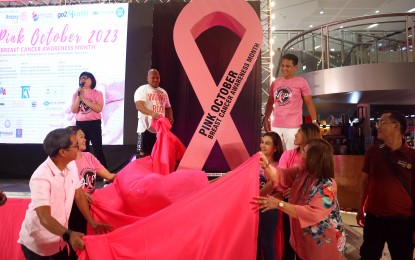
{"left": 271, "top": 127, "right": 298, "bottom": 151}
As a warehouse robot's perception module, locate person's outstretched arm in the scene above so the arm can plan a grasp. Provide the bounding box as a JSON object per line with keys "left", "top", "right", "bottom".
{"left": 356, "top": 172, "right": 369, "bottom": 226}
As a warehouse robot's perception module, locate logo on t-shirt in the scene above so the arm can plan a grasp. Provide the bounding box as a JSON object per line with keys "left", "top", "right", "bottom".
{"left": 275, "top": 87, "right": 292, "bottom": 106}
{"left": 80, "top": 169, "right": 96, "bottom": 193}
{"left": 79, "top": 100, "right": 91, "bottom": 114}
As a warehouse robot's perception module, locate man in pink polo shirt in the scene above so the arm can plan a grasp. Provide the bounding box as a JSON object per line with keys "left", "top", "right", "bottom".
{"left": 18, "top": 128, "right": 111, "bottom": 259}
{"left": 263, "top": 53, "right": 318, "bottom": 150}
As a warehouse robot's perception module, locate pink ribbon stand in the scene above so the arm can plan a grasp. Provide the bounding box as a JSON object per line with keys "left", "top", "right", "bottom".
{"left": 174, "top": 0, "right": 262, "bottom": 170}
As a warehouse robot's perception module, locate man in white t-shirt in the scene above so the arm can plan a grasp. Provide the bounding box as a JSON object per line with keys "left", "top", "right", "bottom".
{"left": 134, "top": 69, "right": 174, "bottom": 157}
{"left": 263, "top": 53, "right": 318, "bottom": 150}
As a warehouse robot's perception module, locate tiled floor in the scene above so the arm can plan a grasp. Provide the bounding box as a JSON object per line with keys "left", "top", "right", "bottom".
{"left": 0, "top": 179, "right": 395, "bottom": 260}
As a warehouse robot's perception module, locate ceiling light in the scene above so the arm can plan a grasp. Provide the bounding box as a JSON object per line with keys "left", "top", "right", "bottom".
{"left": 309, "top": 25, "right": 313, "bottom": 28}
{"left": 320, "top": 9, "right": 324, "bottom": 15}
{"left": 340, "top": 26, "right": 344, "bottom": 29}
{"left": 314, "top": 45, "right": 321, "bottom": 50}
{"left": 375, "top": 10, "right": 380, "bottom": 14}
{"left": 270, "top": 1, "right": 275, "bottom": 7}
{"left": 271, "top": 14, "right": 275, "bottom": 19}
{"left": 367, "top": 23, "right": 378, "bottom": 29}
{"left": 407, "top": 8, "right": 415, "bottom": 12}
{"left": 330, "top": 48, "right": 335, "bottom": 51}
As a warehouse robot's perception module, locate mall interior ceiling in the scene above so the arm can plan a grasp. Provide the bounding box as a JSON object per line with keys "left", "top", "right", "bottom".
{"left": 1, "top": 0, "right": 414, "bottom": 119}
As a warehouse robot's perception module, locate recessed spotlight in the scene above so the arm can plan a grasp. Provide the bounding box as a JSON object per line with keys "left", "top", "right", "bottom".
{"left": 340, "top": 26, "right": 344, "bottom": 29}
{"left": 309, "top": 25, "right": 313, "bottom": 28}
{"left": 368, "top": 23, "right": 378, "bottom": 29}
{"left": 407, "top": 8, "right": 415, "bottom": 12}
{"left": 320, "top": 9, "right": 324, "bottom": 15}
{"left": 375, "top": 10, "right": 380, "bottom": 14}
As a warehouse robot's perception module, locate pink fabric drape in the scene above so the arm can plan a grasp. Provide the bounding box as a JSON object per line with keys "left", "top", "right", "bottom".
{"left": 78, "top": 153, "right": 260, "bottom": 260}
{"left": 0, "top": 198, "right": 29, "bottom": 260}
{"left": 151, "top": 116, "right": 186, "bottom": 174}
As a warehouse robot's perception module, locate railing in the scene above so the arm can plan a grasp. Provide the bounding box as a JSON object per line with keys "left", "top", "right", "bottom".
{"left": 276, "top": 13, "right": 414, "bottom": 75}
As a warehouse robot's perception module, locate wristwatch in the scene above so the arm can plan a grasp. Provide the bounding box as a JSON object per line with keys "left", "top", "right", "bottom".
{"left": 62, "top": 229, "right": 72, "bottom": 242}
{"left": 278, "top": 201, "right": 285, "bottom": 208}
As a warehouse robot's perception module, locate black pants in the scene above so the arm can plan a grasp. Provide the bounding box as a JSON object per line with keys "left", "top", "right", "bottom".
{"left": 360, "top": 212, "right": 414, "bottom": 260}
{"left": 282, "top": 212, "right": 295, "bottom": 260}
{"left": 136, "top": 130, "right": 157, "bottom": 155}
{"left": 76, "top": 120, "right": 107, "bottom": 168}
{"left": 21, "top": 244, "right": 69, "bottom": 260}
{"left": 257, "top": 209, "right": 279, "bottom": 260}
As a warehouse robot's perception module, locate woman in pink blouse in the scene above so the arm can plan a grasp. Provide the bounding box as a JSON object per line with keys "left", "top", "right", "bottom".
{"left": 71, "top": 72, "right": 107, "bottom": 168}
{"left": 66, "top": 126, "right": 115, "bottom": 259}
{"left": 263, "top": 123, "right": 321, "bottom": 259}
{"left": 254, "top": 139, "right": 345, "bottom": 260}
{"left": 257, "top": 132, "right": 284, "bottom": 260}
{"left": 278, "top": 123, "right": 321, "bottom": 259}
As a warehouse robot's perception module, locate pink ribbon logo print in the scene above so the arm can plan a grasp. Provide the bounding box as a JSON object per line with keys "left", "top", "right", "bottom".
{"left": 174, "top": 0, "right": 262, "bottom": 170}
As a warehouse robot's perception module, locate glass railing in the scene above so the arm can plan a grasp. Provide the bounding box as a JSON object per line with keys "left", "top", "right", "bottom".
{"left": 276, "top": 13, "right": 414, "bottom": 75}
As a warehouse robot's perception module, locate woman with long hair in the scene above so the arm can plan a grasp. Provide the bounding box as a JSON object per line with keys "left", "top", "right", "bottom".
{"left": 257, "top": 132, "right": 284, "bottom": 260}
{"left": 254, "top": 139, "right": 345, "bottom": 260}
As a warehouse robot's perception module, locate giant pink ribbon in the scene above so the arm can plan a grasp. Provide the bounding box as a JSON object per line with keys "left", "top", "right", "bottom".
{"left": 174, "top": 0, "right": 262, "bottom": 170}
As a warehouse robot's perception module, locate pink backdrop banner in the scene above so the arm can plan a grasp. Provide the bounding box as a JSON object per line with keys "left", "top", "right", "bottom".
{"left": 174, "top": 0, "right": 262, "bottom": 170}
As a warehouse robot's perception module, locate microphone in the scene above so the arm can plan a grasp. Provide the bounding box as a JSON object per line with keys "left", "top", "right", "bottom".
{"left": 78, "top": 82, "right": 85, "bottom": 96}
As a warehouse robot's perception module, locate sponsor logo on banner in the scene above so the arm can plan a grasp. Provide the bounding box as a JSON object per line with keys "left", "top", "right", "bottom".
{"left": 92, "top": 7, "right": 125, "bottom": 18}
{"left": 16, "top": 128, "right": 23, "bottom": 138}
{"left": 116, "top": 7, "right": 125, "bottom": 17}
{"left": 0, "top": 131, "right": 13, "bottom": 137}
{"left": 32, "top": 12, "right": 39, "bottom": 21}
{"left": 57, "top": 10, "right": 88, "bottom": 19}
{"left": 21, "top": 86, "right": 30, "bottom": 99}
{"left": 20, "top": 12, "right": 27, "bottom": 22}
{"left": 5, "top": 14, "right": 19, "bottom": 20}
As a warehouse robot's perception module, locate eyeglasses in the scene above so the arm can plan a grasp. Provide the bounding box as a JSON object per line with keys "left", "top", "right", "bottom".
{"left": 375, "top": 120, "right": 397, "bottom": 127}
{"left": 80, "top": 76, "right": 89, "bottom": 80}
{"left": 66, "top": 143, "right": 79, "bottom": 150}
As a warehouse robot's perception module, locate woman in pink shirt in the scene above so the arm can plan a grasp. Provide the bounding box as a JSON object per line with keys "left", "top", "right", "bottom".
{"left": 266, "top": 123, "right": 321, "bottom": 259}
{"left": 66, "top": 126, "right": 115, "bottom": 259}
{"left": 254, "top": 139, "right": 345, "bottom": 260}
{"left": 71, "top": 72, "right": 107, "bottom": 168}
{"left": 257, "top": 132, "right": 284, "bottom": 260}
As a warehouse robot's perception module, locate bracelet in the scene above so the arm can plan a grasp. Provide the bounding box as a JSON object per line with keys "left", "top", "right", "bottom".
{"left": 262, "top": 161, "right": 270, "bottom": 169}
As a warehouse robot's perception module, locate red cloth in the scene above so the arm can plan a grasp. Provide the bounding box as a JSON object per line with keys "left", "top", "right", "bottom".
{"left": 0, "top": 198, "right": 30, "bottom": 260}
{"left": 78, "top": 153, "right": 260, "bottom": 260}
